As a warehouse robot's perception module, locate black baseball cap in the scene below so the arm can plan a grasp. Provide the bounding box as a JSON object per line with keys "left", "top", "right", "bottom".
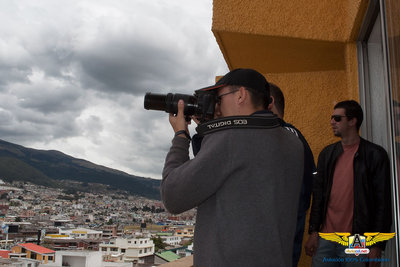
{"left": 197, "top": 68, "right": 270, "bottom": 95}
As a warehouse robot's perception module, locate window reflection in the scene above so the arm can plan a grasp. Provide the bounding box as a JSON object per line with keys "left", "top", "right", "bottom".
{"left": 386, "top": 0, "right": 400, "bottom": 182}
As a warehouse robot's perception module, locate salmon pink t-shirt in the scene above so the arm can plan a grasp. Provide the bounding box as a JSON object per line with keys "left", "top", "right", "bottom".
{"left": 322, "top": 140, "right": 360, "bottom": 233}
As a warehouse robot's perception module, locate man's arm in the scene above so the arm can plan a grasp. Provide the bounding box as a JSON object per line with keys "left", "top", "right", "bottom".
{"left": 308, "top": 150, "right": 326, "bottom": 234}
{"left": 161, "top": 100, "right": 231, "bottom": 214}
{"left": 305, "top": 150, "right": 326, "bottom": 256}
{"left": 162, "top": 131, "right": 233, "bottom": 214}
{"left": 298, "top": 132, "right": 316, "bottom": 213}
{"left": 305, "top": 232, "right": 319, "bottom": 256}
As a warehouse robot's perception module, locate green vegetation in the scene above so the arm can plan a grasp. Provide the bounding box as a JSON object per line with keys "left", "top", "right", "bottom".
{"left": 151, "top": 236, "right": 167, "bottom": 252}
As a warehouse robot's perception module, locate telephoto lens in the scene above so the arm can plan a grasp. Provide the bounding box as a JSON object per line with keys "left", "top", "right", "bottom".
{"left": 144, "top": 93, "right": 197, "bottom": 116}
{"left": 144, "top": 93, "right": 168, "bottom": 111}
{"left": 144, "top": 91, "right": 217, "bottom": 122}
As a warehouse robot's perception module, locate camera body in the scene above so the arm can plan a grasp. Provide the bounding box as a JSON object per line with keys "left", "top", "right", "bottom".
{"left": 144, "top": 90, "right": 217, "bottom": 122}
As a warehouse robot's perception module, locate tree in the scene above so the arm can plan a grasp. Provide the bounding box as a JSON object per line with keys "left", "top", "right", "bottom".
{"left": 151, "top": 236, "right": 166, "bottom": 252}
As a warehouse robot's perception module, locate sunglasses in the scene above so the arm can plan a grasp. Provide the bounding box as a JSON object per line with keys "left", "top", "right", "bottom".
{"left": 216, "top": 89, "right": 239, "bottom": 105}
{"left": 331, "top": 115, "right": 348, "bottom": 122}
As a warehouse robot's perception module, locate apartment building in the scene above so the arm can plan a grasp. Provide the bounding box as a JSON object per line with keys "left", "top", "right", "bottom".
{"left": 100, "top": 236, "right": 154, "bottom": 264}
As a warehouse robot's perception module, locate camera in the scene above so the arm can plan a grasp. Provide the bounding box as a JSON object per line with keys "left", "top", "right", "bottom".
{"left": 144, "top": 90, "right": 217, "bottom": 122}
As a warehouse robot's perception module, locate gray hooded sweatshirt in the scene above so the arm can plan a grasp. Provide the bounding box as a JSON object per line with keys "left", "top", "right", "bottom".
{"left": 162, "top": 113, "right": 304, "bottom": 267}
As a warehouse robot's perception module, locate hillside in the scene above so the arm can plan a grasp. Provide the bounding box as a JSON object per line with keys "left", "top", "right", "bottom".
{"left": 0, "top": 139, "right": 161, "bottom": 199}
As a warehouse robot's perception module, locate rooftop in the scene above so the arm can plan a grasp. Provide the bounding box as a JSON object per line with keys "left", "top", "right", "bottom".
{"left": 19, "top": 243, "right": 56, "bottom": 254}
{"left": 156, "top": 251, "right": 181, "bottom": 262}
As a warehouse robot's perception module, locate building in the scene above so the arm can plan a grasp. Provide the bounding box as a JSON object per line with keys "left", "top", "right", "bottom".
{"left": 9, "top": 243, "right": 55, "bottom": 264}
{"left": 211, "top": 0, "right": 400, "bottom": 266}
{"left": 100, "top": 225, "right": 120, "bottom": 238}
{"left": 42, "top": 228, "right": 104, "bottom": 251}
{"left": 0, "top": 250, "right": 10, "bottom": 258}
{"left": 99, "top": 236, "right": 154, "bottom": 264}
{"left": 174, "top": 227, "right": 194, "bottom": 239}
{"left": 40, "top": 250, "right": 103, "bottom": 267}
{"left": 157, "top": 233, "right": 182, "bottom": 247}
{"left": 0, "top": 257, "right": 40, "bottom": 267}
{"left": 58, "top": 228, "right": 103, "bottom": 239}
{"left": 161, "top": 226, "right": 194, "bottom": 239}
{"left": 42, "top": 237, "right": 103, "bottom": 251}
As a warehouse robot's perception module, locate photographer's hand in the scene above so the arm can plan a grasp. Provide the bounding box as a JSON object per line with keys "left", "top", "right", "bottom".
{"left": 169, "top": 100, "right": 190, "bottom": 139}
{"left": 191, "top": 116, "right": 201, "bottom": 125}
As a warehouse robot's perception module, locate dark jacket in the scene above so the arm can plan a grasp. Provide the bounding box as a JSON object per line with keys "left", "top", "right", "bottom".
{"left": 309, "top": 138, "right": 392, "bottom": 249}
{"left": 278, "top": 118, "right": 316, "bottom": 214}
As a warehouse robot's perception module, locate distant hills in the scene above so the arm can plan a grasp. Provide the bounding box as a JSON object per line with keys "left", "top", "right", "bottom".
{"left": 0, "top": 139, "right": 161, "bottom": 200}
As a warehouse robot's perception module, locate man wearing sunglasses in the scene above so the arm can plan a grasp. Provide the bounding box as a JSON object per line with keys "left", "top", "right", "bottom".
{"left": 305, "top": 100, "right": 392, "bottom": 266}
{"left": 162, "top": 68, "right": 304, "bottom": 267}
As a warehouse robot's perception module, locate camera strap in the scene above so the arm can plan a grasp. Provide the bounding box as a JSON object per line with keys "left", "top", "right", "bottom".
{"left": 195, "top": 115, "right": 280, "bottom": 136}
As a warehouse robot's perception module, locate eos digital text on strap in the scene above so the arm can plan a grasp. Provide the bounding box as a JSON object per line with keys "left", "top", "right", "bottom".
{"left": 195, "top": 115, "right": 280, "bottom": 136}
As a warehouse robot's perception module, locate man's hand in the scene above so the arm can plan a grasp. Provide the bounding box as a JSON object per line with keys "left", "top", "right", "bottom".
{"left": 367, "top": 247, "right": 382, "bottom": 267}
{"left": 169, "top": 99, "right": 189, "bottom": 137}
{"left": 191, "top": 115, "right": 201, "bottom": 125}
{"left": 305, "top": 232, "right": 319, "bottom": 257}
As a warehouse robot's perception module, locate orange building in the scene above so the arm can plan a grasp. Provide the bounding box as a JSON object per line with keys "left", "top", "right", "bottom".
{"left": 10, "top": 243, "right": 55, "bottom": 264}
{"left": 211, "top": 0, "right": 400, "bottom": 266}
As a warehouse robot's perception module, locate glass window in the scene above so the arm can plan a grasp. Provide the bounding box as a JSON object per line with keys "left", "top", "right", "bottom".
{"left": 358, "top": 0, "right": 400, "bottom": 264}
{"left": 385, "top": 0, "right": 400, "bottom": 263}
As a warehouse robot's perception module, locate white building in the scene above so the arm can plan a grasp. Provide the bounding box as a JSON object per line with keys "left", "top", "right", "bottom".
{"left": 99, "top": 236, "right": 154, "bottom": 263}
{"left": 39, "top": 250, "right": 133, "bottom": 267}
{"left": 58, "top": 228, "right": 103, "bottom": 239}
{"left": 40, "top": 250, "right": 102, "bottom": 267}
{"left": 160, "top": 235, "right": 182, "bottom": 246}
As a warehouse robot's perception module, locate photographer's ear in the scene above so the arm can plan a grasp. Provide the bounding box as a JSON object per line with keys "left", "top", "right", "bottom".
{"left": 237, "top": 86, "right": 247, "bottom": 104}
{"left": 268, "top": 96, "right": 275, "bottom": 111}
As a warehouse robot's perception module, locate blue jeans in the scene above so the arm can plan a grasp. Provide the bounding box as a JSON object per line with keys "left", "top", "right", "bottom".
{"left": 312, "top": 237, "right": 366, "bottom": 267}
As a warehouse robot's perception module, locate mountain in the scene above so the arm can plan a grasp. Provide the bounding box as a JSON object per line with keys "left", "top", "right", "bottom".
{"left": 0, "top": 139, "right": 161, "bottom": 199}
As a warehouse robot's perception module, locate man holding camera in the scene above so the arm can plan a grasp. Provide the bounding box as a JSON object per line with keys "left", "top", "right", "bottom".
{"left": 162, "top": 68, "right": 304, "bottom": 266}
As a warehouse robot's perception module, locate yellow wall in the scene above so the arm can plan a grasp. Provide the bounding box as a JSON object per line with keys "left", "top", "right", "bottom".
{"left": 11, "top": 246, "right": 22, "bottom": 254}
{"left": 212, "top": 0, "right": 369, "bottom": 157}
{"left": 212, "top": 0, "right": 370, "bottom": 266}
{"left": 212, "top": 0, "right": 368, "bottom": 42}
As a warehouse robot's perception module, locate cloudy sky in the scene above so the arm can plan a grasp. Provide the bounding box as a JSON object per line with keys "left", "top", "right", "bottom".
{"left": 0, "top": 0, "right": 228, "bottom": 179}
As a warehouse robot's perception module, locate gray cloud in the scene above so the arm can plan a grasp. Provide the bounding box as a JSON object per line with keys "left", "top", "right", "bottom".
{"left": 0, "top": 0, "right": 228, "bottom": 179}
